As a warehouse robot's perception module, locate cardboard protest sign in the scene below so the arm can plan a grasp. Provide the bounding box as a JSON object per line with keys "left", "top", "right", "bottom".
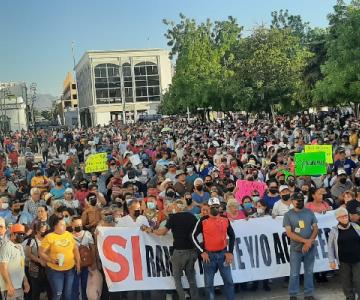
{"left": 97, "top": 212, "right": 337, "bottom": 291}
{"left": 295, "top": 152, "right": 326, "bottom": 176}
{"left": 85, "top": 152, "right": 109, "bottom": 173}
{"left": 304, "top": 145, "right": 333, "bottom": 164}
{"left": 235, "top": 180, "right": 267, "bottom": 203}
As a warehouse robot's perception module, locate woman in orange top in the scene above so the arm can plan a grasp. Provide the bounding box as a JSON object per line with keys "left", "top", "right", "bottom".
{"left": 39, "top": 215, "right": 80, "bottom": 300}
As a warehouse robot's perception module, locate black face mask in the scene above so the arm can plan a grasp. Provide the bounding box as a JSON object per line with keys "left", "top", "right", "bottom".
{"left": 227, "top": 186, "right": 234, "bottom": 192}
{"left": 133, "top": 210, "right": 141, "bottom": 218}
{"left": 322, "top": 194, "right": 327, "bottom": 201}
{"left": 36, "top": 172, "right": 42, "bottom": 176}
{"left": 282, "top": 194, "right": 291, "bottom": 201}
{"left": 338, "top": 222, "right": 349, "bottom": 228}
{"left": 40, "top": 232, "right": 47, "bottom": 238}
{"left": 195, "top": 185, "right": 203, "bottom": 192}
{"left": 116, "top": 201, "right": 123, "bottom": 208}
{"left": 186, "top": 198, "right": 192, "bottom": 205}
{"left": 279, "top": 180, "right": 286, "bottom": 185}
{"left": 205, "top": 182, "right": 212, "bottom": 187}
{"left": 253, "top": 173, "right": 258, "bottom": 180}
{"left": 13, "top": 208, "right": 21, "bottom": 214}
{"left": 269, "top": 188, "right": 278, "bottom": 194}
{"left": 295, "top": 200, "right": 304, "bottom": 209}
{"left": 166, "top": 191, "right": 175, "bottom": 198}
{"left": 210, "top": 207, "right": 219, "bottom": 216}
{"left": 89, "top": 198, "right": 97, "bottom": 206}
{"left": 14, "top": 234, "right": 25, "bottom": 244}
{"left": 339, "top": 177, "right": 347, "bottom": 184}
{"left": 74, "top": 226, "right": 82, "bottom": 233}
{"left": 56, "top": 182, "right": 62, "bottom": 186}
{"left": 288, "top": 180, "right": 295, "bottom": 187}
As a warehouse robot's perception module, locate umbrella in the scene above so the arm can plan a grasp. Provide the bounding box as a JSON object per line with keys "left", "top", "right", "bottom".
{"left": 161, "top": 127, "right": 172, "bottom": 133}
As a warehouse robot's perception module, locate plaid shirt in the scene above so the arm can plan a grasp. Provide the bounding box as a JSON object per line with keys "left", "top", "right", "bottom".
{"left": 23, "top": 199, "right": 46, "bottom": 220}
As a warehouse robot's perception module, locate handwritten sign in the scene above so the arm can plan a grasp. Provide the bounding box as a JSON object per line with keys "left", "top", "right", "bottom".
{"left": 85, "top": 152, "right": 109, "bottom": 174}
{"left": 295, "top": 152, "right": 327, "bottom": 176}
{"left": 304, "top": 145, "right": 333, "bottom": 164}
{"left": 235, "top": 180, "right": 267, "bottom": 203}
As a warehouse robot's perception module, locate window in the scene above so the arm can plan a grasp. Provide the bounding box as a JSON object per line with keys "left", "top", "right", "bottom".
{"left": 72, "top": 94, "right": 77, "bottom": 99}
{"left": 134, "top": 61, "right": 160, "bottom": 102}
{"left": 72, "top": 84, "right": 76, "bottom": 89}
{"left": 94, "top": 63, "right": 121, "bottom": 104}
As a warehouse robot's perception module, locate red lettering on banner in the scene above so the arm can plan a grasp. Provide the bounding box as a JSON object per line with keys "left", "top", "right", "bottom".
{"left": 131, "top": 236, "right": 143, "bottom": 280}
{"left": 103, "top": 236, "right": 130, "bottom": 282}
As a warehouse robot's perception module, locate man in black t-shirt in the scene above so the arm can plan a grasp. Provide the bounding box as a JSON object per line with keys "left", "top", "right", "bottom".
{"left": 142, "top": 199, "right": 198, "bottom": 300}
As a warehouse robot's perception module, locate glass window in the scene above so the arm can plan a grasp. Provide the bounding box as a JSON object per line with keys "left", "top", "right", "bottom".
{"left": 94, "top": 63, "right": 121, "bottom": 103}
{"left": 147, "top": 65, "right": 158, "bottom": 75}
{"left": 147, "top": 75, "right": 160, "bottom": 86}
{"left": 96, "top": 89, "right": 108, "bottom": 99}
{"left": 135, "top": 80, "right": 147, "bottom": 87}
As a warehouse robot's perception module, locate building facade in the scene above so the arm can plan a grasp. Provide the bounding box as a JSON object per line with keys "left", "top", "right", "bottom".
{"left": 0, "top": 83, "right": 28, "bottom": 131}
{"left": 74, "top": 49, "right": 172, "bottom": 127}
{"left": 58, "top": 72, "right": 78, "bottom": 126}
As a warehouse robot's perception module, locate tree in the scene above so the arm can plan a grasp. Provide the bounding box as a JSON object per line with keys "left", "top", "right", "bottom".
{"left": 314, "top": 0, "right": 360, "bottom": 116}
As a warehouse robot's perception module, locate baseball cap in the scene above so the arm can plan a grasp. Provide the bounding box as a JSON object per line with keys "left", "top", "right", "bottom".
{"left": 337, "top": 169, "right": 347, "bottom": 176}
{"left": 11, "top": 223, "right": 25, "bottom": 234}
{"left": 65, "top": 188, "right": 73, "bottom": 194}
{"left": 208, "top": 197, "right": 221, "bottom": 206}
{"left": 279, "top": 185, "right": 290, "bottom": 193}
{"left": 335, "top": 207, "right": 348, "bottom": 218}
{"left": 346, "top": 200, "right": 360, "bottom": 215}
{"left": 194, "top": 178, "right": 204, "bottom": 186}
{"left": 290, "top": 192, "right": 304, "bottom": 201}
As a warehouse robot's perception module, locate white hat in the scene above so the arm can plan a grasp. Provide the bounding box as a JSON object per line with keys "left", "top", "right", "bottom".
{"left": 335, "top": 207, "right": 348, "bottom": 218}
{"left": 337, "top": 169, "right": 347, "bottom": 176}
{"left": 194, "top": 178, "right": 204, "bottom": 186}
{"left": 208, "top": 197, "right": 221, "bottom": 206}
{"left": 279, "top": 185, "right": 290, "bottom": 193}
{"left": 65, "top": 188, "right": 73, "bottom": 194}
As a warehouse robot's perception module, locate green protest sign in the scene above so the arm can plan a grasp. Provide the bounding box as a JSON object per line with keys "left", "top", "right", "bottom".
{"left": 295, "top": 152, "right": 327, "bottom": 176}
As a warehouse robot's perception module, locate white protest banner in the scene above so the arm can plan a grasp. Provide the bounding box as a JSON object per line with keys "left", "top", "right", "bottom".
{"left": 97, "top": 212, "right": 337, "bottom": 292}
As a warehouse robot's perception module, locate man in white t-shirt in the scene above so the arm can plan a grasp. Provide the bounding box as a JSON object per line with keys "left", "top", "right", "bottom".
{"left": 272, "top": 185, "right": 293, "bottom": 217}
{"left": 116, "top": 199, "right": 149, "bottom": 228}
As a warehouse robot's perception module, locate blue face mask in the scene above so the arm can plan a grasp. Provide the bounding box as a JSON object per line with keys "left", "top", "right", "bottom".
{"left": 147, "top": 202, "right": 156, "bottom": 210}
{"left": 243, "top": 203, "right": 253, "bottom": 211}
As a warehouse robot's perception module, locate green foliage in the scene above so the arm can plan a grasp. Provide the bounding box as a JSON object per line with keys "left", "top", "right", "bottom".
{"left": 314, "top": 0, "right": 360, "bottom": 115}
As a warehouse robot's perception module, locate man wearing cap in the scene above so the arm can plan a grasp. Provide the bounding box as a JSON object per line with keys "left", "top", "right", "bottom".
{"left": 191, "top": 178, "right": 210, "bottom": 207}
{"left": 192, "top": 197, "right": 235, "bottom": 300}
{"left": 283, "top": 192, "right": 318, "bottom": 300}
{"left": 0, "top": 223, "right": 30, "bottom": 299}
{"left": 333, "top": 148, "right": 357, "bottom": 176}
{"left": 272, "top": 185, "right": 293, "bottom": 217}
{"left": 331, "top": 169, "right": 353, "bottom": 201}
{"left": 346, "top": 199, "right": 360, "bottom": 225}
{"left": 174, "top": 170, "right": 190, "bottom": 197}
{"left": 328, "top": 207, "right": 360, "bottom": 300}
{"left": 5, "top": 200, "right": 32, "bottom": 227}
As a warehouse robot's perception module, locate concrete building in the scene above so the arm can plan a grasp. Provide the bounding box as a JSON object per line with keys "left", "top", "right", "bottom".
{"left": 74, "top": 49, "right": 172, "bottom": 127}
{"left": 58, "top": 72, "right": 78, "bottom": 127}
{"left": 0, "top": 82, "right": 28, "bottom": 131}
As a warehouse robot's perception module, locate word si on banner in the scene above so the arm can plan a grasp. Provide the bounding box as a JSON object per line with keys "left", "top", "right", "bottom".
{"left": 235, "top": 180, "right": 267, "bottom": 203}
{"left": 304, "top": 145, "right": 333, "bottom": 164}
{"left": 85, "top": 152, "right": 109, "bottom": 173}
{"left": 294, "top": 152, "right": 327, "bottom": 176}
{"left": 97, "top": 212, "right": 337, "bottom": 292}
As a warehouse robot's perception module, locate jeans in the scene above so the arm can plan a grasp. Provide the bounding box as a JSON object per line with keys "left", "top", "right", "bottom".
{"left": 339, "top": 261, "right": 360, "bottom": 300}
{"left": 170, "top": 249, "right": 198, "bottom": 300}
{"left": 46, "top": 267, "right": 75, "bottom": 300}
{"left": 203, "top": 250, "right": 234, "bottom": 300}
{"left": 72, "top": 267, "right": 89, "bottom": 300}
{"left": 288, "top": 247, "right": 315, "bottom": 297}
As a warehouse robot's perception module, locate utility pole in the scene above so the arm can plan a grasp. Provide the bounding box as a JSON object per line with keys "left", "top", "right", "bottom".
{"left": 30, "top": 83, "right": 37, "bottom": 129}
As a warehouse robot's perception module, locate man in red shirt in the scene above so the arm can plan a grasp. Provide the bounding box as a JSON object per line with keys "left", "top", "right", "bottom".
{"left": 192, "top": 197, "right": 235, "bottom": 300}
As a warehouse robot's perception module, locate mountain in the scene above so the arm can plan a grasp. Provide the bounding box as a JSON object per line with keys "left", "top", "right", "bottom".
{"left": 33, "top": 94, "right": 57, "bottom": 110}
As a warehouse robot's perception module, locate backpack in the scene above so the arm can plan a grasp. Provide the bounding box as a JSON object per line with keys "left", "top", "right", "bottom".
{"left": 78, "top": 232, "right": 93, "bottom": 267}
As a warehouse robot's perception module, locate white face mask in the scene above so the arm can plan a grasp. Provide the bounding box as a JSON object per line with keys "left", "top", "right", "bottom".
{"left": 1, "top": 203, "right": 8, "bottom": 210}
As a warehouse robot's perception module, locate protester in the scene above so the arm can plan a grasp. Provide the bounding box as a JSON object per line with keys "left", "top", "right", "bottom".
{"left": 272, "top": 185, "right": 293, "bottom": 217}
{"left": 283, "top": 192, "right": 318, "bottom": 300}
{"left": 192, "top": 197, "right": 235, "bottom": 300}
{"left": 328, "top": 207, "right": 360, "bottom": 300}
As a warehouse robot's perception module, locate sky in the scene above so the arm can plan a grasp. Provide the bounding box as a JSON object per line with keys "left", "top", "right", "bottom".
{"left": 0, "top": 0, "right": 338, "bottom": 97}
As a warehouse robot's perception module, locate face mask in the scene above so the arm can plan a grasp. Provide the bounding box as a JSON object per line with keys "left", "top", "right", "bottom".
{"left": 64, "top": 217, "right": 70, "bottom": 224}
{"left": 166, "top": 190, "right": 175, "bottom": 198}
{"left": 133, "top": 210, "right": 141, "bottom": 218}
{"left": 186, "top": 198, "right": 192, "bottom": 205}
{"left": 40, "top": 232, "right": 47, "bottom": 238}
{"left": 227, "top": 186, "right": 234, "bottom": 192}
{"left": 36, "top": 171, "right": 42, "bottom": 176}
{"left": 104, "top": 215, "right": 113, "bottom": 223}
{"left": 338, "top": 222, "right": 349, "bottom": 228}
{"left": 322, "top": 194, "right": 327, "bottom": 201}
{"left": 243, "top": 203, "right": 253, "bottom": 210}
{"left": 269, "top": 188, "right": 278, "bottom": 194}
{"left": 210, "top": 207, "right": 219, "bottom": 216}
{"left": 339, "top": 177, "right": 347, "bottom": 184}
{"left": 115, "top": 201, "right": 123, "bottom": 208}
{"left": 288, "top": 180, "right": 295, "bottom": 187}
{"left": 186, "top": 167, "right": 193, "bottom": 174}
{"left": 252, "top": 196, "right": 260, "bottom": 202}
{"left": 1, "top": 203, "right": 8, "bottom": 210}
{"left": 205, "top": 182, "right": 212, "bottom": 187}
{"left": 114, "top": 217, "right": 122, "bottom": 223}
{"left": 74, "top": 226, "right": 82, "bottom": 233}
{"left": 257, "top": 208, "right": 265, "bottom": 215}
{"left": 56, "top": 182, "right": 62, "bottom": 186}
{"left": 253, "top": 173, "right": 258, "bottom": 180}
{"left": 13, "top": 208, "right": 21, "bottom": 214}
{"left": 147, "top": 202, "right": 156, "bottom": 210}
{"left": 295, "top": 200, "right": 304, "bottom": 209}
{"left": 89, "top": 199, "right": 97, "bottom": 206}
{"left": 281, "top": 194, "right": 291, "bottom": 201}
{"left": 14, "top": 234, "right": 25, "bottom": 244}
{"left": 195, "top": 185, "right": 203, "bottom": 192}
{"left": 279, "top": 180, "right": 285, "bottom": 185}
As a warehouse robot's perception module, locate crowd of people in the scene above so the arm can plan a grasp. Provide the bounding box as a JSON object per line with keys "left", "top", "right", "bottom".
{"left": 0, "top": 110, "right": 358, "bottom": 300}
